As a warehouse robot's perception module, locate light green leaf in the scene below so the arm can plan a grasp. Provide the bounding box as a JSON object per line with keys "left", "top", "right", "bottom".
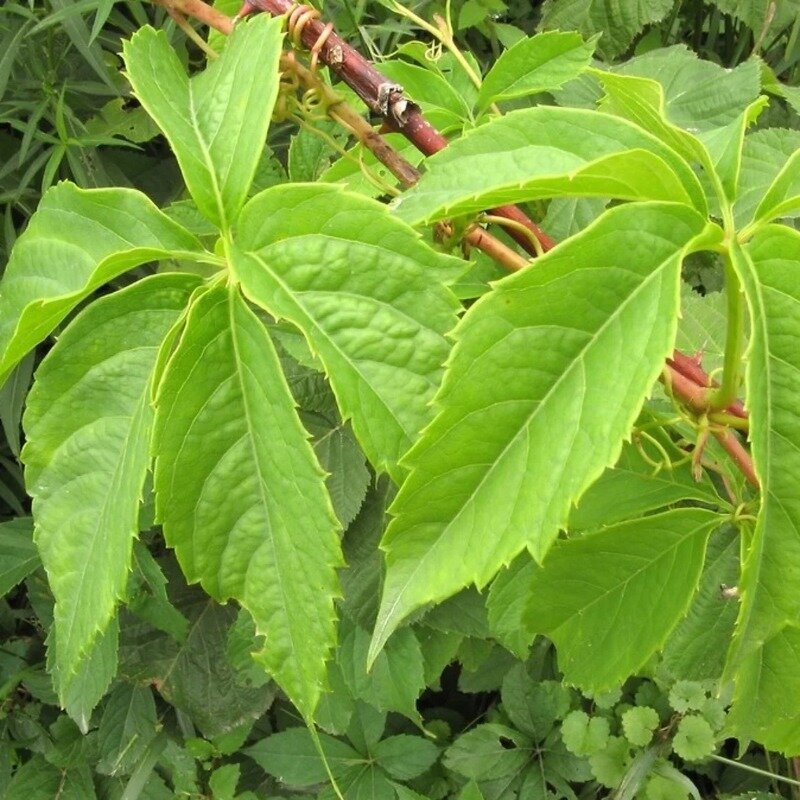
{"left": 752, "top": 147, "right": 800, "bottom": 225}
{"left": 675, "top": 285, "right": 728, "bottom": 377}
{"left": 561, "top": 710, "right": 609, "bottom": 756}
{"left": 22, "top": 274, "right": 199, "bottom": 695}
{"left": 153, "top": 284, "right": 342, "bottom": 719}
{"left": 521, "top": 509, "right": 719, "bottom": 691}
{"left": 725, "top": 225, "right": 800, "bottom": 752}
{"left": 246, "top": 728, "right": 361, "bottom": 786}
{"left": 370, "top": 203, "right": 720, "bottom": 661}
{"left": 569, "top": 419, "right": 723, "bottom": 531}
{"left": 391, "top": 107, "right": 706, "bottom": 226}
{"left": 538, "top": 0, "right": 673, "bottom": 58}
{"left": 621, "top": 707, "right": 659, "bottom": 747}
{"left": 726, "top": 624, "right": 800, "bottom": 754}
{"left": 615, "top": 47, "right": 761, "bottom": 132}
{"left": 0, "top": 183, "right": 203, "bottom": 386}
{"left": 231, "top": 184, "right": 461, "bottom": 479}
{"left": 672, "top": 715, "right": 715, "bottom": 761}
{"left": 0, "top": 517, "right": 38, "bottom": 596}
{"left": 477, "top": 31, "right": 597, "bottom": 112}
{"left": 378, "top": 60, "right": 469, "bottom": 126}
{"left": 734, "top": 128, "right": 800, "bottom": 227}
{"left": 122, "top": 15, "right": 283, "bottom": 230}
{"left": 731, "top": 226, "right": 800, "bottom": 659}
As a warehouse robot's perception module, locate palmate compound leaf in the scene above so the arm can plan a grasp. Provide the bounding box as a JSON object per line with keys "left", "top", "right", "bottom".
{"left": 0, "top": 183, "right": 204, "bottom": 387}
{"left": 152, "top": 283, "right": 342, "bottom": 720}
{"left": 368, "top": 202, "right": 722, "bottom": 662}
{"left": 515, "top": 509, "right": 721, "bottom": 692}
{"left": 725, "top": 225, "right": 800, "bottom": 752}
{"left": 21, "top": 273, "right": 201, "bottom": 700}
{"left": 391, "top": 107, "right": 707, "bottom": 227}
{"left": 230, "top": 184, "right": 462, "bottom": 480}
{"left": 122, "top": 15, "right": 283, "bottom": 232}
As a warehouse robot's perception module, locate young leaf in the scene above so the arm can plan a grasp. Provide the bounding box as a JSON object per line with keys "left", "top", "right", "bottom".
{"left": 122, "top": 15, "right": 284, "bottom": 230}
{"left": 520, "top": 508, "right": 720, "bottom": 692}
{"left": 370, "top": 203, "right": 720, "bottom": 661}
{"left": 22, "top": 274, "right": 200, "bottom": 696}
{"left": 672, "top": 716, "right": 715, "bottom": 761}
{"left": 477, "top": 31, "right": 597, "bottom": 112}
{"left": 0, "top": 183, "right": 203, "bottom": 386}
{"left": 391, "top": 108, "right": 707, "bottom": 226}
{"left": 231, "top": 184, "right": 461, "bottom": 479}
{"left": 621, "top": 707, "right": 659, "bottom": 747}
{"left": 152, "top": 284, "right": 342, "bottom": 720}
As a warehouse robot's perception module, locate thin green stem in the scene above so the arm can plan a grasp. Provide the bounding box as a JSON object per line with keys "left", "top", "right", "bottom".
{"left": 711, "top": 755, "right": 800, "bottom": 788}
{"left": 709, "top": 247, "right": 745, "bottom": 411}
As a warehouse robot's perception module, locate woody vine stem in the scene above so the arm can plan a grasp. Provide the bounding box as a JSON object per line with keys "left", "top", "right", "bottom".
{"left": 152, "top": 0, "right": 757, "bottom": 490}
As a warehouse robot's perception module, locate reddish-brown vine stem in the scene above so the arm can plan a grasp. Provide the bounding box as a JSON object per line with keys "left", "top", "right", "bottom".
{"left": 151, "top": 0, "right": 756, "bottom": 490}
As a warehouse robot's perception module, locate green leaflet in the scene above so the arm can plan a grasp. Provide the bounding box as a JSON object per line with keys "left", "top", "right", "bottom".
{"left": 726, "top": 625, "right": 800, "bottom": 754}
{"left": 22, "top": 273, "right": 200, "bottom": 698}
{"left": 516, "top": 509, "right": 721, "bottom": 691}
{"left": 0, "top": 183, "right": 203, "bottom": 387}
{"left": 122, "top": 15, "right": 283, "bottom": 231}
{"left": 369, "top": 202, "right": 721, "bottom": 662}
{"left": 152, "top": 284, "right": 342, "bottom": 720}
{"left": 391, "top": 107, "right": 707, "bottom": 226}
{"left": 727, "top": 226, "right": 800, "bottom": 750}
{"left": 231, "top": 183, "right": 462, "bottom": 479}
{"left": 477, "top": 31, "right": 597, "bottom": 112}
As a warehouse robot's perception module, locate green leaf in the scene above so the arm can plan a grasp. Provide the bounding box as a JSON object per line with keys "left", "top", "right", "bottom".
{"left": 751, "top": 147, "right": 800, "bottom": 225}
{"left": 370, "top": 203, "right": 719, "bottom": 661}
{"left": 246, "top": 728, "right": 361, "bottom": 786}
{"left": 96, "top": 684, "right": 158, "bottom": 776}
{"left": 501, "top": 666, "right": 571, "bottom": 740}
{"left": 0, "top": 517, "right": 38, "bottom": 596}
{"left": 378, "top": 60, "right": 469, "bottom": 126}
{"left": 209, "top": 764, "right": 239, "bottom": 800}
{"left": 538, "top": 0, "right": 673, "bottom": 58}
{"left": 156, "top": 601, "right": 274, "bottom": 739}
{"left": 589, "top": 736, "right": 630, "bottom": 788}
{"left": 560, "top": 710, "right": 609, "bottom": 757}
{"left": 22, "top": 274, "right": 199, "bottom": 695}
{"left": 621, "top": 707, "right": 659, "bottom": 747}
{"left": 726, "top": 624, "right": 800, "bottom": 754}
{"left": 289, "top": 121, "right": 345, "bottom": 182}
{"left": 675, "top": 285, "right": 728, "bottom": 377}
{"left": 443, "top": 724, "right": 530, "bottom": 780}
{"left": 372, "top": 735, "right": 439, "bottom": 780}
{"left": 661, "top": 527, "right": 739, "bottom": 682}
{"left": 231, "top": 184, "right": 461, "bottom": 479}
{"left": 734, "top": 128, "right": 800, "bottom": 227}
{"left": 153, "top": 284, "right": 341, "bottom": 720}
{"left": 122, "top": 16, "right": 283, "bottom": 230}
{"left": 668, "top": 681, "right": 706, "bottom": 714}
{"left": 672, "top": 716, "right": 715, "bottom": 761}
{"left": 392, "top": 108, "right": 707, "bottom": 226}
{"left": 524, "top": 509, "right": 719, "bottom": 691}
{"left": 56, "top": 618, "right": 119, "bottom": 733}
{"left": 0, "top": 184, "right": 203, "bottom": 386}
{"left": 568, "top": 419, "right": 723, "bottom": 531}
{"left": 731, "top": 226, "right": 800, "bottom": 658}
{"left": 477, "top": 31, "right": 597, "bottom": 111}
{"left": 0, "top": 352, "right": 33, "bottom": 456}
{"left": 338, "top": 618, "right": 425, "bottom": 724}
{"left": 616, "top": 47, "right": 761, "bottom": 132}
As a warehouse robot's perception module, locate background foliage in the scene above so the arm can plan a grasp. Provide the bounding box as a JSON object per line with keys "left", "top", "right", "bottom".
{"left": 1, "top": 0, "right": 800, "bottom": 798}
